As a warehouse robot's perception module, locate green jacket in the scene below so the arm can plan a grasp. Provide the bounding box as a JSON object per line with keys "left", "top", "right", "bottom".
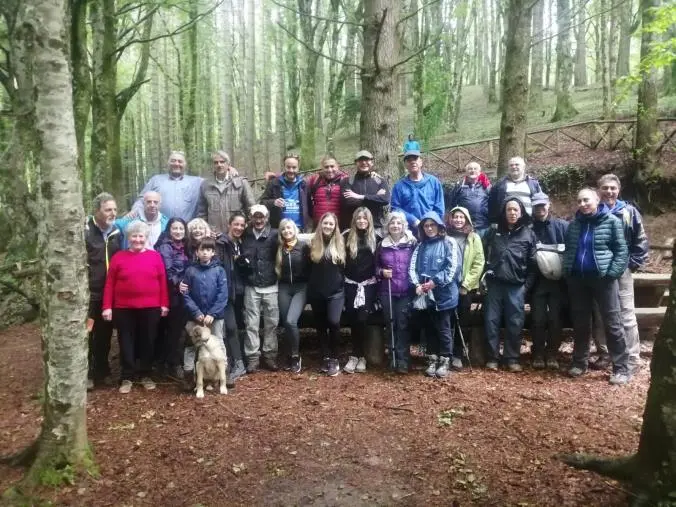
{"left": 449, "top": 206, "right": 485, "bottom": 291}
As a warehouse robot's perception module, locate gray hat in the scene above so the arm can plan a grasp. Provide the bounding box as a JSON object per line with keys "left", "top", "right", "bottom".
{"left": 532, "top": 192, "right": 550, "bottom": 206}
{"left": 354, "top": 150, "right": 374, "bottom": 160}
{"left": 403, "top": 149, "right": 421, "bottom": 159}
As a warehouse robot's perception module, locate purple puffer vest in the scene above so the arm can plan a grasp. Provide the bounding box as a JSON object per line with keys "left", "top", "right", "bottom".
{"left": 376, "top": 233, "right": 417, "bottom": 297}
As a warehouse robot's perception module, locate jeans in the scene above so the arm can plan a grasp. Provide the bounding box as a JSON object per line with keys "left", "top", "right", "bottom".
{"left": 568, "top": 276, "right": 628, "bottom": 374}
{"left": 114, "top": 307, "right": 161, "bottom": 381}
{"left": 184, "top": 320, "right": 227, "bottom": 371}
{"left": 592, "top": 268, "right": 640, "bottom": 366}
{"left": 484, "top": 279, "right": 525, "bottom": 364}
{"left": 278, "top": 283, "right": 307, "bottom": 357}
{"left": 380, "top": 294, "right": 412, "bottom": 368}
{"left": 423, "top": 307, "right": 454, "bottom": 357}
{"left": 88, "top": 299, "right": 114, "bottom": 381}
{"left": 310, "top": 292, "right": 344, "bottom": 359}
{"left": 531, "top": 278, "right": 564, "bottom": 360}
{"left": 244, "top": 286, "right": 279, "bottom": 360}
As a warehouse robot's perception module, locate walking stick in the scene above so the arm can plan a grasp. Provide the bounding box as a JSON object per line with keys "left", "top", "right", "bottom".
{"left": 388, "top": 278, "right": 396, "bottom": 369}
{"left": 454, "top": 308, "right": 472, "bottom": 371}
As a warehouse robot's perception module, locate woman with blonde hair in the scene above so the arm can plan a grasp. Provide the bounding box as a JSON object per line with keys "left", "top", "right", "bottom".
{"left": 186, "top": 218, "right": 212, "bottom": 260}
{"left": 276, "top": 219, "right": 311, "bottom": 373}
{"left": 307, "top": 212, "right": 345, "bottom": 376}
{"left": 342, "top": 207, "right": 378, "bottom": 373}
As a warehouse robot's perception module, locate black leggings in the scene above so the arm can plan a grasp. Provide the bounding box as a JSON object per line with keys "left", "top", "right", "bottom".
{"left": 310, "top": 292, "right": 344, "bottom": 359}
{"left": 114, "top": 307, "right": 161, "bottom": 381}
{"left": 224, "top": 302, "right": 243, "bottom": 362}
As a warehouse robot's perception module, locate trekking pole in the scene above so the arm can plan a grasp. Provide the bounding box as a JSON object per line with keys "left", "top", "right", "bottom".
{"left": 388, "top": 278, "right": 396, "bottom": 369}
{"left": 454, "top": 308, "right": 472, "bottom": 371}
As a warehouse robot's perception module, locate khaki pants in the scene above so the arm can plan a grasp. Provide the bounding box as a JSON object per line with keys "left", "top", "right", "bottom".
{"left": 243, "top": 286, "right": 279, "bottom": 360}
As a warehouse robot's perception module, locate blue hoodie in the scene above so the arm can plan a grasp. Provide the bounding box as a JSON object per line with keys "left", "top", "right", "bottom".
{"left": 391, "top": 173, "right": 445, "bottom": 229}
{"left": 279, "top": 175, "right": 304, "bottom": 228}
{"left": 608, "top": 199, "right": 649, "bottom": 271}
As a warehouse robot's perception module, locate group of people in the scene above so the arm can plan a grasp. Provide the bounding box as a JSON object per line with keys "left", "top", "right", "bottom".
{"left": 85, "top": 146, "right": 649, "bottom": 394}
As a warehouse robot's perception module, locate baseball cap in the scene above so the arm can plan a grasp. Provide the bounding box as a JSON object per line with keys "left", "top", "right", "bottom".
{"left": 403, "top": 149, "right": 421, "bottom": 160}
{"left": 354, "top": 150, "right": 374, "bottom": 160}
{"left": 250, "top": 204, "right": 269, "bottom": 216}
{"left": 532, "top": 192, "right": 550, "bottom": 206}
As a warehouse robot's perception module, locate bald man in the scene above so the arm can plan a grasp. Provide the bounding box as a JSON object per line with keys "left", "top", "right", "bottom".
{"left": 116, "top": 191, "right": 169, "bottom": 249}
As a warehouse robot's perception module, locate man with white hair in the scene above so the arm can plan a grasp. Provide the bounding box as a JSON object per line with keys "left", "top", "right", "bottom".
{"left": 132, "top": 151, "right": 203, "bottom": 222}
{"left": 117, "top": 191, "right": 169, "bottom": 249}
{"left": 488, "top": 156, "right": 542, "bottom": 224}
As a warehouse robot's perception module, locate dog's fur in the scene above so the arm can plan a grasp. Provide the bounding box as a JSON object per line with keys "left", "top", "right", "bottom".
{"left": 189, "top": 325, "right": 228, "bottom": 398}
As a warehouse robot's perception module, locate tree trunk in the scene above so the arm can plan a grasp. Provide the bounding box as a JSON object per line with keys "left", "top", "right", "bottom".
{"left": 573, "top": 0, "right": 588, "bottom": 87}
{"left": 274, "top": 19, "right": 287, "bottom": 166}
{"left": 286, "top": 8, "right": 301, "bottom": 149}
{"left": 616, "top": 0, "right": 632, "bottom": 77}
{"left": 599, "top": 0, "right": 612, "bottom": 117}
{"left": 245, "top": 0, "right": 256, "bottom": 173}
{"left": 497, "top": 0, "right": 532, "bottom": 175}
{"left": 551, "top": 0, "right": 578, "bottom": 121}
{"left": 11, "top": 0, "right": 91, "bottom": 486}
{"left": 529, "top": 0, "right": 545, "bottom": 109}
{"left": 360, "top": 0, "right": 401, "bottom": 180}
{"left": 449, "top": 0, "right": 471, "bottom": 131}
{"left": 70, "top": 0, "right": 91, "bottom": 199}
{"left": 487, "top": 0, "right": 500, "bottom": 103}
{"left": 608, "top": 0, "right": 619, "bottom": 104}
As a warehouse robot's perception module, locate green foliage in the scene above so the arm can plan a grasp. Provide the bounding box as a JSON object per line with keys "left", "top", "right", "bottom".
{"left": 418, "top": 57, "right": 451, "bottom": 149}
{"left": 437, "top": 408, "right": 465, "bottom": 426}
{"left": 2, "top": 487, "right": 53, "bottom": 507}
{"left": 539, "top": 165, "right": 588, "bottom": 197}
{"left": 39, "top": 464, "right": 76, "bottom": 487}
{"left": 341, "top": 94, "right": 361, "bottom": 133}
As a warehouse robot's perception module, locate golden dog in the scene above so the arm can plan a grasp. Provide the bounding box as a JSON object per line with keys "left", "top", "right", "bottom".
{"left": 189, "top": 325, "right": 228, "bottom": 398}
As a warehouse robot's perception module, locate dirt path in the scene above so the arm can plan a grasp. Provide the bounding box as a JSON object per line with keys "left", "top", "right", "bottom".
{"left": 0, "top": 324, "right": 647, "bottom": 506}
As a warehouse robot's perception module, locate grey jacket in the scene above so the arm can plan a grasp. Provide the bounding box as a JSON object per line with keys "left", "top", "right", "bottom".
{"left": 197, "top": 175, "right": 255, "bottom": 234}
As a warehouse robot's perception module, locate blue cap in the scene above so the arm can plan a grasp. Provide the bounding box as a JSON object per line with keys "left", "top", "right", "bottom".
{"left": 403, "top": 149, "right": 421, "bottom": 159}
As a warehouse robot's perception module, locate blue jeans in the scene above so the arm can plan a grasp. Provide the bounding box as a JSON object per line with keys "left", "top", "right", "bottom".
{"left": 483, "top": 279, "right": 525, "bottom": 364}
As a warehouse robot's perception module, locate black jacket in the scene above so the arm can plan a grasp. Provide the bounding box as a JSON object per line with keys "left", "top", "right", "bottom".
{"left": 259, "top": 176, "right": 310, "bottom": 229}
{"left": 216, "top": 234, "right": 246, "bottom": 298}
{"left": 484, "top": 199, "right": 537, "bottom": 289}
{"left": 240, "top": 225, "right": 279, "bottom": 287}
{"left": 279, "top": 241, "right": 311, "bottom": 284}
{"left": 340, "top": 171, "right": 390, "bottom": 229}
{"left": 532, "top": 215, "right": 568, "bottom": 245}
{"left": 308, "top": 255, "right": 344, "bottom": 298}
{"left": 85, "top": 217, "right": 122, "bottom": 302}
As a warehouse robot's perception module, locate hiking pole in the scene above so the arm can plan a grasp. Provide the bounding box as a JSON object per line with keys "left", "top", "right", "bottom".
{"left": 454, "top": 308, "right": 472, "bottom": 371}
{"left": 388, "top": 278, "right": 396, "bottom": 369}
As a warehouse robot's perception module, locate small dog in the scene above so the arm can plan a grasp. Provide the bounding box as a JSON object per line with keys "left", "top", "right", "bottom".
{"left": 189, "top": 325, "right": 228, "bottom": 398}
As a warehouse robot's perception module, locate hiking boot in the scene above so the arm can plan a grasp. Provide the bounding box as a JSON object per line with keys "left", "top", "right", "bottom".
{"left": 590, "top": 354, "right": 611, "bottom": 371}
{"left": 140, "top": 377, "right": 156, "bottom": 390}
{"left": 119, "top": 380, "right": 133, "bottom": 394}
{"left": 230, "top": 360, "right": 247, "bottom": 381}
{"left": 343, "top": 356, "right": 358, "bottom": 374}
{"left": 319, "top": 357, "right": 330, "bottom": 373}
{"left": 425, "top": 355, "right": 438, "bottom": 377}
{"left": 546, "top": 358, "right": 560, "bottom": 371}
{"left": 327, "top": 358, "right": 340, "bottom": 377}
{"left": 167, "top": 365, "right": 184, "bottom": 383}
{"left": 507, "top": 363, "right": 523, "bottom": 373}
{"left": 532, "top": 357, "right": 546, "bottom": 370}
{"left": 451, "top": 357, "right": 464, "bottom": 371}
{"left": 263, "top": 357, "right": 279, "bottom": 372}
{"left": 609, "top": 372, "right": 632, "bottom": 386}
{"left": 355, "top": 357, "right": 367, "bottom": 373}
{"left": 289, "top": 356, "right": 302, "bottom": 374}
{"left": 485, "top": 361, "right": 498, "bottom": 371}
{"left": 182, "top": 370, "right": 195, "bottom": 392}
{"left": 436, "top": 357, "right": 451, "bottom": 378}
{"left": 396, "top": 364, "right": 409, "bottom": 375}
{"left": 246, "top": 358, "right": 259, "bottom": 374}
{"left": 568, "top": 366, "right": 587, "bottom": 378}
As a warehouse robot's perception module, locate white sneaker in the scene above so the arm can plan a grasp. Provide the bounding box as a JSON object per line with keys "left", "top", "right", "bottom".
{"left": 140, "top": 377, "right": 156, "bottom": 390}
{"left": 343, "top": 356, "right": 358, "bottom": 374}
{"left": 355, "top": 357, "right": 367, "bottom": 373}
{"left": 119, "top": 380, "right": 133, "bottom": 394}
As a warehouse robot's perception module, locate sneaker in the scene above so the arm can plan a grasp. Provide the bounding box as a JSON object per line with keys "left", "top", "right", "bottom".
{"left": 425, "top": 355, "right": 438, "bottom": 377}
{"left": 436, "top": 356, "right": 451, "bottom": 378}
{"left": 609, "top": 372, "right": 632, "bottom": 386}
{"left": 119, "top": 380, "right": 133, "bottom": 394}
{"left": 355, "top": 357, "right": 367, "bottom": 373}
{"left": 319, "top": 357, "right": 330, "bottom": 373}
{"left": 451, "top": 357, "right": 463, "bottom": 371}
{"left": 246, "top": 358, "right": 259, "bottom": 374}
{"left": 290, "top": 356, "right": 302, "bottom": 374}
{"left": 87, "top": 378, "right": 95, "bottom": 391}
{"left": 590, "top": 354, "right": 611, "bottom": 370}
{"left": 327, "top": 358, "right": 340, "bottom": 377}
{"left": 140, "top": 377, "right": 156, "bottom": 390}
{"left": 628, "top": 361, "right": 642, "bottom": 375}
{"left": 507, "top": 363, "right": 523, "bottom": 373}
{"left": 546, "top": 358, "right": 559, "bottom": 370}
{"left": 568, "top": 366, "right": 587, "bottom": 378}
{"left": 230, "top": 360, "right": 247, "bottom": 381}
{"left": 485, "top": 361, "right": 498, "bottom": 371}
{"left": 532, "top": 357, "right": 546, "bottom": 370}
{"left": 343, "top": 356, "right": 358, "bottom": 374}
{"left": 263, "top": 357, "right": 279, "bottom": 372}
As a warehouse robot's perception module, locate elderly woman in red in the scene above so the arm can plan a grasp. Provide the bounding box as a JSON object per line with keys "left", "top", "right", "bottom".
{"left": 103, "top": 221, "right": 169, "bottom": 394}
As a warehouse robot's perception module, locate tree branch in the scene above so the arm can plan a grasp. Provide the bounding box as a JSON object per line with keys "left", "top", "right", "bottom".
{"left": 398, "top": 0, "right": 442, "bottom": 26}
{"left": 0, "top": 278, "right": 39, "bottom": 309}
{"left": 116, "top": 9, "right": 154, "bottom": 117}
{"left": 270, "top": 0, "right": 363, "bottom": 26}
{"left": 393, "top": 38, "right": 441, "bottom": 70}
{"left": 372, "top": 8, "right": 387, "bottom": 73}
{"left": 277, "top": 22, "right": 364, "bottom": 69}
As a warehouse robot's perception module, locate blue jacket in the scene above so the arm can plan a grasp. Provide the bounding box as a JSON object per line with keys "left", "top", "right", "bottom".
{"left": 182, "top": 260, "right": 228, "bottom": 320}
{"left": 115, "top": 213, "right": 169, "bottom": 249}
{"left": 532, "top": 215, "right": 568, "bottom": 245}
{"left": 157, "top": 237, "right": 190, "bottom": 307}
{"left": 608, "top": 200, "right": 649, "bottom": 271}
{"left": 391, "top": 173, "right": 445, "bottom": 229}
{"left": 408, "top": 211, "right": 460, "bottom": 311}
{"left": 446, "top": 179, "right": 490, "bottom": 229}
{"left": 563, "top": 204, "right": 628, "bottom": 279}
{"left": 488, "top": 176, "right": 542, "bottom": 223}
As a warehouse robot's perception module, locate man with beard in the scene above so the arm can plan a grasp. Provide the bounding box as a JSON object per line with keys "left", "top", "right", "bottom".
{"left": 259, "top": 154, "right": 309, "bottom": 231}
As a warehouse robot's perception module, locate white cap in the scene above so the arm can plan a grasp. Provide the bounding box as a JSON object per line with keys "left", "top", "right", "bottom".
{"left": 250, "top": 204, "right": 269, "bottom": 216}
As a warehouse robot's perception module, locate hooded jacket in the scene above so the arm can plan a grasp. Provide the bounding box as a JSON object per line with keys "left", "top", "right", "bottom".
{"left": 376, "top": 230, "right": 417, "bottom": 296}
{"left": 307, "top": 170, "right": 348, "bottom": 226}
{"left": 340, "top": 170, "right": 390, "bottom": 229}
{"left": 484, "top": 198, "right": 537, "bottom": 288}
{"left": 408, "top": 211, "right": 460, "bottom": 310}
{"left": 240, "top": 224, "right": 279, "bottom": 288}
{"left": 563, "top": 203, "right": 628, "bottom": 279}
{"left": 182, "top": 260, "right": 228, "bottom": 320}
{"left": 488, "top": 175, "right": 542, "bottom": 224}
{"left": 197, "top": 174, "right": 255, "bottom": 234}
{"left": 259, "top": 175, "right": 310, "bottom": 230}
{"left": 278, "top": 240, "right": 311, "bottom": 284}
{"left": 216, "top": 234, "right": 245, "bottom": 299}
{"left": 445, "top": 177, "right": 491, "bottom": 230}
{"left": 85, "top": 217, "right": 123, "bottom": 302}
{"left": 448, "top": 207, "right": 485, "bottom": 291}
{"left": 391, "top": 173, "right": 445, "bottom": 230}
{"left": 607, "top": 200, "right": 649, "bottom": 271}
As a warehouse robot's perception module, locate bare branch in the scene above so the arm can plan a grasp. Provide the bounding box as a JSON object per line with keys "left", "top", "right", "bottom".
{"left": 270, "top": 0, "right": 362, "bottom": 26}
{"left": 393, "top": 39, "right": 440, "bottom": 69}
{"left": 398, "top": 0, "right": 442, "bottom": 26}
{"left": 277, "top": 22, "right": 364, "bottom": 69}
{"left": 372, "top": 8, "right": 387, "bottom": 73}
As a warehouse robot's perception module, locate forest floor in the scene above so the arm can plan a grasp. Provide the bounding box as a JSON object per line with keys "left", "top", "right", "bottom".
{"left": 0, "top": 322, "right": 655, "bottom": 507}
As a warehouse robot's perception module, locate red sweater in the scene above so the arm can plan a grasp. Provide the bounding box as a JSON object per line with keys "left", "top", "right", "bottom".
{"left": 103, "top": 250, "right": 169, "bottom": 310}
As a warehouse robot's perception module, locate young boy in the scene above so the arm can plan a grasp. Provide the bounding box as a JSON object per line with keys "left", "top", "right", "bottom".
{"left": 182, "top": 238, "right": 229, "bottom": 389}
